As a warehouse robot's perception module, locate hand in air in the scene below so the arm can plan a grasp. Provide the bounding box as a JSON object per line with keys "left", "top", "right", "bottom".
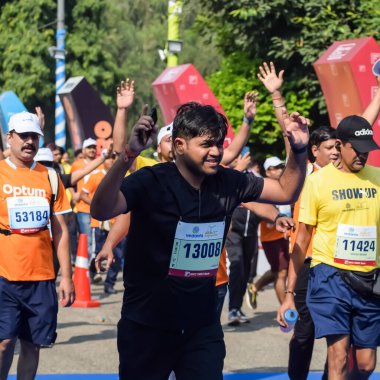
{"left": 282, "top": 111, "right": 310, "bottom": 151}
{"left": 244, "top": 91, "right": 258, "bottom": 119}
{"left": 117, "top": 78, "right": 135, "bottom": 110}
{"left": 127, "top": 104, "right": 158, "bottom": 156}
{"left": 257, "top": 61, "right": 284, "bottom": 94}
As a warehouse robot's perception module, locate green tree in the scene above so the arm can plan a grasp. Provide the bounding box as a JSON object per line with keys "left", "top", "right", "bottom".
{"left": 197, "top": 0, "right": 380, "bottom": 128}
{"left": 207, "top": 52, "right": 312, "bottom": 157}
{"left": 0, "top": 0, "right": 56, "bottom": 120}
{"left": 0, "top": 0, "right": 223, "bottom": 147}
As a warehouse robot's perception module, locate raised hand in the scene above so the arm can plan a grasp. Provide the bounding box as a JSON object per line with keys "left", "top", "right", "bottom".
{"left": 282, "top": 110, "right": 309, "bottom": 151}
{"left": 117, "top": 78, "right": 135, "bottom": 110}
{"left": 35, "top": 106, "right": 45, "bottom": 130}
{"left": 234, "top": 152, "right": 251, "bottom": 172}
{"left": 244, "top": 91, "right": 258, "bottom": 119}
{"left": 257, "top": 62, "right": 284, "bottom": 94}
{"left": 127, "top": 104, "right": 158, "bottom": 156}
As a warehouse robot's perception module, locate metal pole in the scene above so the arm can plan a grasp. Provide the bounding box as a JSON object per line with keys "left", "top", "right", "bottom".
{"left": 167, "top": 1, "right": 182, "bottom": 67}
{"left": 55, "top": 0, "right": 66, "bottom": 147}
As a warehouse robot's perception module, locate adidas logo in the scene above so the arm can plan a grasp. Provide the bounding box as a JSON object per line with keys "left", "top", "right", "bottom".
{"left": 355, "top": 129, "right": 373, "bottom": 136}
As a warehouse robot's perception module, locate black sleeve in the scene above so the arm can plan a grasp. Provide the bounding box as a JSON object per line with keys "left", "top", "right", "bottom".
{"left": 235, "top": 171, "right": 264, "bottom": 203}
{"left": 120, "top": 168, "right": 152, "bottom": 212}
{"left": 59, "top": 173, "right": 72, "bottom": 189}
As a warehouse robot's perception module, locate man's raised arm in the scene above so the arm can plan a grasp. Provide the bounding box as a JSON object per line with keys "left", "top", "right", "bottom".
{"left": 221, "top": 91, "right": 257, "bottom": 165}
{"left": 259, "top": 111, "right": 309, "bottom": 205}
{"left": 113, "top": 78, "right": 135, "bottom": 155}
{"left": 91, "top": 113, "right": 158, "bottom": 221}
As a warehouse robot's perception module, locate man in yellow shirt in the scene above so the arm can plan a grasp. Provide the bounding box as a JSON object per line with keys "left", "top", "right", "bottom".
{"left": 279, "top": 115, "right": 380, "bottom": 380}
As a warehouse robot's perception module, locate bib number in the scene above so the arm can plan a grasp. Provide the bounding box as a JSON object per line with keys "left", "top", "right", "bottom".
{"left": 7, "top": 196, "right": 50, "bottom": 234}
{"left": 334, "top": 224, "right": 377, "bottom": 266}
{"left": 169, "top": 221, "right": 225, "bottom": 278}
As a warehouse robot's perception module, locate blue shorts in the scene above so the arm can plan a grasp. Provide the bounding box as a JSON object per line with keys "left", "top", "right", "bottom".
{"left": 307, "top": 263, "right": 380, "bottom": 348}
{"left": 0, "top": 276, "right": 58, "bottom": 346}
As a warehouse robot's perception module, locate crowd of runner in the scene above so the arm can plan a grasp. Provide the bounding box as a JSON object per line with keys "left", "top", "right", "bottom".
{"left": 0, "top": 61, "right": 380, "bottom": 380}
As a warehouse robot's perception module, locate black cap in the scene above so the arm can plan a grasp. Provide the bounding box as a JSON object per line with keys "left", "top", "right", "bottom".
{"left": 336, "top": 115, "right": 380, "bottom": 153}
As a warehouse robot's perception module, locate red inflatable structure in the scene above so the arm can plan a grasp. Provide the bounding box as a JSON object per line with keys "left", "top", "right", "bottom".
{"left": 314, "top": 37, "right": 380, "bottom": 165}
{"left": 152, "top": 64, "right": 235, "bottom": 146}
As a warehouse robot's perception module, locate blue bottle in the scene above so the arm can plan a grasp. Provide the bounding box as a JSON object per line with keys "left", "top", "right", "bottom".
{"left": 280, "top": 308, "right": 298, "bottom": 333}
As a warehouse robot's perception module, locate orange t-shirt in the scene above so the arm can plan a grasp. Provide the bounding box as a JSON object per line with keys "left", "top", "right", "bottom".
{"left": 216, "top": 247, "right": 228, "bottom": 286}
{"left": 290, "top": 162, "right": 318, "bottom": 255}
{"left": 70, "top": 158, "right": 101, "bottom": 213}
{"left": 0, "top": 159, "right": 71, "bottom": 281}
{"left": 82, "top": 169, "right": 111, "bottom": 228}
{"left": 260, "top": 221, "right": 283, "bottom": 242}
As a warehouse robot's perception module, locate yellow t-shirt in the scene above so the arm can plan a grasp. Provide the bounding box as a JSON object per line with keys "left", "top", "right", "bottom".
{"left": 126, "top": 155, "right": 158, "bottom": 176}
{"left": 0, "top": 159, "right": 71, "bottom": 280}
{"left": 299, "top": 163, "right": 380, "bottom": 272}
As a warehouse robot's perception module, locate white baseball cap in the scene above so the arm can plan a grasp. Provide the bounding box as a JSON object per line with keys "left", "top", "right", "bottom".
{"left": 263, "top": 156, "right": 284, "bottom": 171}
{"left": 8, "top": 111, "right": 43, "bottom": 136}
{"left": 82, "top": 138, "right": 97, "bottom": 149}
{"left": 35, "top": 148, "right": 53, "bottom": 162}
{"left": 157, "top": 123, "right": 173, "bottom": 145}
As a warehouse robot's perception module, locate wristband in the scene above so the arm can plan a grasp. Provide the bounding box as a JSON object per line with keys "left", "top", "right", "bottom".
{"left": 292, "top": 146, "right": 307, "bottom": 154}
{"left": 272, "top": 96, "right": 282, "bottom": 101}
{"left": 273, "top": 103, "right": 285, "bottom": 108}
{"left": 284, "top": 290, "right": 296, "bottom": 296}
{"left": 243, "top": 116, "right": 254, "bottom": 126}
{"left": 274, "top": 213, "right": 287, "bottom": 224}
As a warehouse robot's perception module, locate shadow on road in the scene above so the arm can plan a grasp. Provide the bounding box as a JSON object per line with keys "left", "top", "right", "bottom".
{"left": 54, "top": 329, "right": 116, "bottom": 345}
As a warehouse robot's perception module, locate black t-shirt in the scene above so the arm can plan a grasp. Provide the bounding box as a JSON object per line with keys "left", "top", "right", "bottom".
{"left": 59, "top": 173, "right": 72, "bottom": 189}
{"left": 120, "top": 162, "right": 264, "bottom": 330}
{"left": 230, "top": 206, "right": 261, "bottom": 237}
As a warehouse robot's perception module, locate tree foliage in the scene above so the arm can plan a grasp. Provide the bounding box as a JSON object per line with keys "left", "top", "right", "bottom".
{"left": 0, "top": 0, "right": 222, "bottom": 145}
{"left": 207, "top": 52, "right": 312, "bottom": 157}
{"left": 197, "top": 0, "right": 380, "bottom": 134}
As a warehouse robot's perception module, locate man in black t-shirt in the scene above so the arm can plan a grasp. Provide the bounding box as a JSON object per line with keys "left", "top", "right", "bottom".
{"left": 91, "top": 102, "right": 309, "bottom": 380}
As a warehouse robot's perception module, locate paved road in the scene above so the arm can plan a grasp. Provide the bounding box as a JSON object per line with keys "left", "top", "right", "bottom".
{"left": 9, "top": 275, "right": 380, "bottom": 376}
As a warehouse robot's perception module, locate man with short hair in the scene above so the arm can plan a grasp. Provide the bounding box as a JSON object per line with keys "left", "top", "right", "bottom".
{"left": 249, "top": 156, "right": 292, "bottom": 306}
{"left": 287, "top": 125, "right": 338, "bottom": 380}
{"left": 157, "top": 123, "right": 173, "bottom": 163}
{"left": 70, "top": 137, "right": 98, "bottom": 275}
{"left": 0, "top": 112, "right": 74, "bottom": 379}
{"left": 279, "top": 115, "right": 380, "bottom": 380}
{"left": 92, "top": 101, "right": 309, "bottom": 379}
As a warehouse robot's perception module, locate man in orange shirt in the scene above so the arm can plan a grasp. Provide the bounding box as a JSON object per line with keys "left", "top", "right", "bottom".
{"left": 70, "top": 137, "right": 98, "bottom": 273}
{"left": 250, "top": 156, "right": 292, "bottom": 305}
{"left": 0, "top": 112, "right": 74, "bottom": 379}
{"left": 80, "top": 156, "right": 124, "bottom": 295}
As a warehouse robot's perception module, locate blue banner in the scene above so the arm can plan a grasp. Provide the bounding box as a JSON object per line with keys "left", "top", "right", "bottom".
{"left": 0, "top": 91, "right": 27, "bottom": 148}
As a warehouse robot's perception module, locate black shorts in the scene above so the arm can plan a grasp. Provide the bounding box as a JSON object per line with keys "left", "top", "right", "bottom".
{"left": 118, "top": 318, "right": 225, "bottom": 380}
{"left": 0, "top": 276, "right": 58, "bottom": 346}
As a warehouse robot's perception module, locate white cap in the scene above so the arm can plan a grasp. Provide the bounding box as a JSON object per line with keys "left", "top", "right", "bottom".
{"left": 263, "top": 156, "right": 284, "bottom": 171}
{"left": 35, "top": 148, "right": 53, "bottom": 162}
{"left": 8, "top": 111, "right": 43, "bottom": 136}
{"left": 82, "top": 138, "right": 97, "bottom": 149}
{"left": 157, "top": 123, "right": 173, "bottom": 145}
{"left": 373, "top": 58, "right": 380, "bottom": 77}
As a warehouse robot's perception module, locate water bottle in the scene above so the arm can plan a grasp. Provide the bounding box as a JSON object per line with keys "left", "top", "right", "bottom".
{"left": 280, "top": 308, "right": 298, "bottom": 333}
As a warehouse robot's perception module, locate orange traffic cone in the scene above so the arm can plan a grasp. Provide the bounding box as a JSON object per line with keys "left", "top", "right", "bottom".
{"left": 72, "top": 233, "right": 100, "bottom": 308}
